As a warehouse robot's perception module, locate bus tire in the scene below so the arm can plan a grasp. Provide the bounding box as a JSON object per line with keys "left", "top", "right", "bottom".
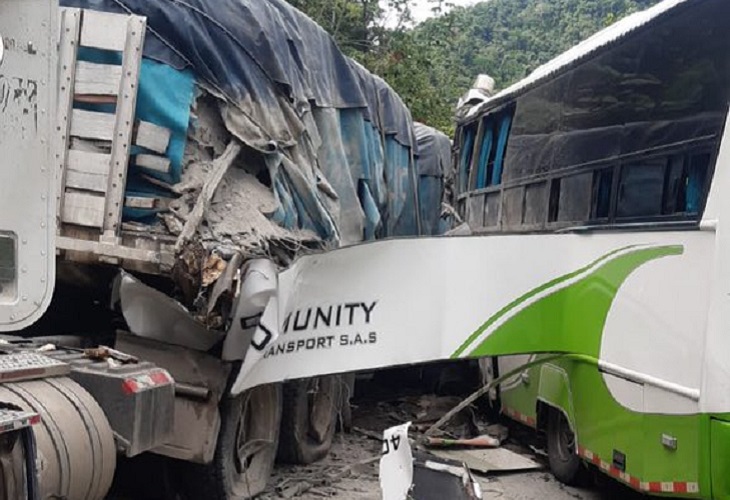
{"left": 547, "top": 410, "right": 587, "bottom": 486}
{"left": 181, "top": 383, "right": 282, "bottom": 499}
{"left": 278, "top": 375, "right": 339, "bottom": 464}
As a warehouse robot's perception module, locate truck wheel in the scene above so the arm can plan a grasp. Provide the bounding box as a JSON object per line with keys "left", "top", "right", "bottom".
{"left": 182, "top": 383, "right": 282, "bottom": 499}
{"left": 547, "top": 410, "right": 587, "bottom": 486}
{"left": 278, "top": 376, "right": 339, "bottom": 464}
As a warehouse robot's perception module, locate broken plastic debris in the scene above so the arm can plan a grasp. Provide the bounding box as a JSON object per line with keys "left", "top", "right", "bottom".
{"left": 424, "top": 435, "right": 501, "bottom": 449}
{"left": 412, "top": 452, "right": 483, "bottom": 499}
{"left": 379, "top": 422, "right": 413, "bottom": 500}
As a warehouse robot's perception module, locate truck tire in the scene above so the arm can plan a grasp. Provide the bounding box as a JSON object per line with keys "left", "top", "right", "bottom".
{"left": 278, "top": 375, "right": 339, "bottom": 464}
{"left": 181, "top": 383, "right": 282, "bottom": 499}
{"left": 547, "top": 409, "right": 587, "bottom": 486}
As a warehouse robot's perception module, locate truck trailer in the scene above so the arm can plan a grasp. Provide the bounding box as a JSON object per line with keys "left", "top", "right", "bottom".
{"left": 0, "top": 0, "right": 453, "bottom": 498}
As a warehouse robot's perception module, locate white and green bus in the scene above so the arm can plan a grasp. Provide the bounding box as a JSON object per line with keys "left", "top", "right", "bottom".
{"left": 452, "top": 0, "right": 730, "bottom": 497}
{"left": 202, "top": 0, "right": 730, "bottom": 497}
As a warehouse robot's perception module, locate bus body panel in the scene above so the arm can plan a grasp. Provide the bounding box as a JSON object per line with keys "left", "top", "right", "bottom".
{"left": 452, "top": 0, "right": 730, "bottom": 495}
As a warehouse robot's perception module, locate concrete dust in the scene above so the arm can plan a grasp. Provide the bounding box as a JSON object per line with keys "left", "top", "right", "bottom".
{"left": 163, "top": 91, "right": 322, "bottom": 263}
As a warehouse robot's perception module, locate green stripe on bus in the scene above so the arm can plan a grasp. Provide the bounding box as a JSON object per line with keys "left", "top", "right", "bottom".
{"left": 454, "top": 245, "right": 682, "bottom": 359}
{"left": 451, "top": 245, "right": 639, "bottom": 358}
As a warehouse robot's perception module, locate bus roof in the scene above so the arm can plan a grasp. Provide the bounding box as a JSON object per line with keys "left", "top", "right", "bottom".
{"left": 460, "top": 0, "right": 695, "bottom": 122}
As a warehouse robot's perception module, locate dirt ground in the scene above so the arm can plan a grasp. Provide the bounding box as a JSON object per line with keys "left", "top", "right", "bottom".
{"left": 259, "top": 369, "right": 645, "bottom": 500}
{"left": 262, "top": 429, "right": 643, "bottom": 499}
{"left": 110, "top": 366, "right": 645, "bottom": 499}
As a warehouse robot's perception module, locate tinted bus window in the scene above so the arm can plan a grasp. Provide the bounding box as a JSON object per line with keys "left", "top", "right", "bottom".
{"left": 617, "top": 161, "right": 666, "bottom": 218}
{"left": 497, "top": 0, "right": 730, "bottom": 225}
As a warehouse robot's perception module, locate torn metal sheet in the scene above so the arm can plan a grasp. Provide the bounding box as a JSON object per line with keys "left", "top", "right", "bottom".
{"left": 429, "top": 448, "right": 543, "bottom": 474}
{"left": 118, "top": 271, "right": 224, "bottom": 351}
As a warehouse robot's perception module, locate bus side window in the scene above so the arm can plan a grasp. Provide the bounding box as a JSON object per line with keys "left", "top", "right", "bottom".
{"left": 475, "top": 123, "right": 494, "bottom": 189}
{"left": 686, "top": 153, "right": 710, "bottom": 214}
{"left": 491, "top": 112, "right": 513, "bottom": 186}
{"left": 663, "top": 155, "right": 686, "bottom": 215}
{"left": 474, "top": 108, "right": 514, "bottom": 190}
{"left": 547, "top": 173, "right": 592, "bottom": 224}
{"left": 591, "top": 167, "right": 614, "bottom": 220}
{"left": 523, "top": 182, "right": 549, "bottom": 226}
{"left": 617, "top": 161, "right": 666, "bottom": 218}
{"left": 459, "top": 125, "right": 477, "bottom": 193}
{"left": 614, "top": 152, "right": 710, "bottom": 220}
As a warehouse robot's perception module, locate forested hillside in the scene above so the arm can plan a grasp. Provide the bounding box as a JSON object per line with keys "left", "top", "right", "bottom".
{"left": 291, "top": 0, "right": 661, "bottom": 132}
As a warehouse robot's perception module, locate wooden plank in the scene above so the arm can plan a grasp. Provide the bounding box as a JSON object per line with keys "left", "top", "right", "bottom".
{"left": 135, "top": 154, "right": 171, "bottom": 173}
{"left": 70, "top": 109, "right": 116, "bottom": 141}
{"left": 75, "top": 61, "right": 122, "bottom": 96}
{"left": 125, "top": 196, "right": 172, "bottom": 210}
{"left": 125, "top": 196, "right": 156, "bottom": 209}
{"left": 57, "top": 235, "right": 167, "bottom": 265}
{"left": 56, "top": 8, "right": 82, "bottom": 221}
{"left": 66, "top": 170, "right": 108, "bottom": 193}
{"left": 74, "top": 95, "right": 117, "bottom": 105}
{"left": 135, "top": 121, "right": 171, "bottom": 154}
{"left": 61, "top": 192, "right": 106, "bottom": 228}
{"left": 70, "top": 137, "right": 111, "bottom": 154}
{"left": 103, "top": 14, "right": 146, "bottom": 238}
{"left": 80, "top": 10, "right": 131, "bottom": 52}
{"left": 67, "top": 149, "right": 110, "bottom": 175}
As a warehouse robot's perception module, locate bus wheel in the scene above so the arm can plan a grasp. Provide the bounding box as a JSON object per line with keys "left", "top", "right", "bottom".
{"left": 181, "top": 383, "right": 282, "bottom": 499}
{"left": 278, "top": 375, "right": 339, "bottom": 464}
{"left": 547, "top": 410, "right": 587, "bottom": 486}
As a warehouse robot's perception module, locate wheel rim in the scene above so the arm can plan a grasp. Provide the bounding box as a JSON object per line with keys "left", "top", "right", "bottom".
{"left": 556, "top": 414, "right": 576, "bottom": 462}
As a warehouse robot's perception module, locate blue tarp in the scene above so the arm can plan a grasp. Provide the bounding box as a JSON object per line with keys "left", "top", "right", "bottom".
{"left": 415, "top": 123, "right": 452, "bottom": 236}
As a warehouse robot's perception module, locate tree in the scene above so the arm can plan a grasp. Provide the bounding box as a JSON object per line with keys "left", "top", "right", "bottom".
{"left": 290, "top": 0, "right": 662, "bottom": 133}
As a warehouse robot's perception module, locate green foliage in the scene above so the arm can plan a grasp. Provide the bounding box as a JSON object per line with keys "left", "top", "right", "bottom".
{"left": 290, "top": 0, "right": 661, "bottom": 133}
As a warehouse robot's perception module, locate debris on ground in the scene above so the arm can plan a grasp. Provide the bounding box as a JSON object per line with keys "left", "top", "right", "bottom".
{"left": 412, "top": 452, "right": 483, "bottom": 500}
{"left": 262, "top": 433, "right": 382, "bottom": 500}
{"left": 261, "top": 378, "right": 554, "bottom": 499}
{"left": 429, "top": 447, "right": 543, "bottom": 475}
{"left": 83, "top": 346, "right": 139, "bottom": 364}
{"left": 423, "top": 435, "right": 501, "bottom": 449}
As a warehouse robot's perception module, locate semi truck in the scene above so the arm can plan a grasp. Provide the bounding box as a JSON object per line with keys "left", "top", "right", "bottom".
{"left": 0, "top": 0, "right": 453, "bottom": 498}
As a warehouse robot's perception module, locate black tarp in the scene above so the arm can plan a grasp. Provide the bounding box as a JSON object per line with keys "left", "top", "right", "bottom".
{"left": 61, "top": 0, "right": 415, "bottom": 150}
